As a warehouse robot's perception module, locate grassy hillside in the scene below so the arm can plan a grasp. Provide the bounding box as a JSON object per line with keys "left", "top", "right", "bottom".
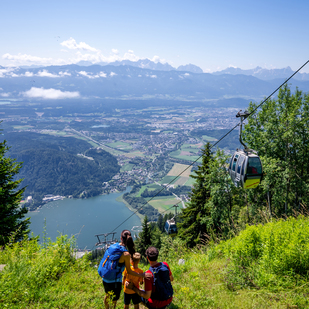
{"left": 1, "top": 216, "right": 308, "bottom": 308}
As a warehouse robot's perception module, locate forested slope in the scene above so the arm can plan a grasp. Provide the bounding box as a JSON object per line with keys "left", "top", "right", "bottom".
{"left": 4, "top": 132, "right": 120, "bottom": 204}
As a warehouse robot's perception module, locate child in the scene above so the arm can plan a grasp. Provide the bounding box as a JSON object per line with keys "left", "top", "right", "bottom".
{"left": 122, "top": 252, "right": 144, "bottom": 309}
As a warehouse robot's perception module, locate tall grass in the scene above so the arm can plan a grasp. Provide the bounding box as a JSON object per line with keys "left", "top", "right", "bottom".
{"left": 1, "top": 218, "right": 309, "bottom": 308}
{"left": 216, "top": 215, "right": 309, "bottom": 291}
{"left": 0, "top": 235, "right": 90, "bottom": 308}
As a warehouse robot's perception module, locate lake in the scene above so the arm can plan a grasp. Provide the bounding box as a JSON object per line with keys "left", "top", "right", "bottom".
{"left": 25, "top": 189, "right": 141, "bottom": 250}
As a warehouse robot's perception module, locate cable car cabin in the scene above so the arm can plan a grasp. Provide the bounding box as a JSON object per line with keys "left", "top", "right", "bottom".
{"left": 229, "top": 150, "right": 263, "bottom": 189}
{"left": 164, "top": 219, "right": 178, "bottom": 237}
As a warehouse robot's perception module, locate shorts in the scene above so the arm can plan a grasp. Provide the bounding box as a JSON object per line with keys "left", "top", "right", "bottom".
{"left": 124, "top": 292, "right": 141, "bottom": 305}
{"left": 103, "top": 281, "right": 122, "bottom": 301}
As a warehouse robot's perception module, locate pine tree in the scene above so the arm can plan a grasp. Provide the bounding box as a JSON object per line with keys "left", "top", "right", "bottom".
{"left": 0, "top": 135, "right": 30, "bottom": 246}
{"left": 135, "top": 215, "right": 152, "bottom": 259}
{"left": 177, "top": 143, "right": 213, "bottom": 247}
{"left": 204, "top": 148, "right": 240, "bottom": 236}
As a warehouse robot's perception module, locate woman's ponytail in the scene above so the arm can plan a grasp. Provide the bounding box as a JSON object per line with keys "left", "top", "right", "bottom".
{"left": 121, "top": 230, "right": 135, "bottom": 257}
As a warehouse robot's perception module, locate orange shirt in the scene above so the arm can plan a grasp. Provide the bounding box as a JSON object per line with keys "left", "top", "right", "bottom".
{"left": 123, "top": 266, "right": 144, "bottom": 294}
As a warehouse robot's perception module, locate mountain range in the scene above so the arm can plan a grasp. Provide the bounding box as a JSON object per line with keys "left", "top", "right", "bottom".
{"left": 1, "top": 61, "right": 309, "bottom": 104}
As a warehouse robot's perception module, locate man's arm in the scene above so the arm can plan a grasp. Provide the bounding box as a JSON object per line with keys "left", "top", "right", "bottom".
{"left": 170, "top": 274, "right": 174, "bottom": 282}
{"left": 122, "top": 253, "right": 151, "bottom": 279}
{"left": 126, "top": 281, "right": 152, "bottom": 299}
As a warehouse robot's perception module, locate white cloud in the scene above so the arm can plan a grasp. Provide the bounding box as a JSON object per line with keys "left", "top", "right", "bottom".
{"left": 22, "top": 87, "right": 80, "bottom": 99}
{"left": 149, "top": 55, "right": 167, "bottom": 64}
{"left": 123, "top": 50, "right": 139, "bottom": 62}
{"left": 2, "top": 53, "right": 66, "bottom": 66}
{"left": 78, "top": 71, "right": 97, "bottom": 79}
{"left": 3, "top": 53, "right": 53, "bottom": 64}
{"left": 1, "top": 69, "right": 71, "bottom": 78}
{"left": 73, "top": 51, "right": 106, "bottom": 64}
{"left": 73, "top": 48, "right": 146, "bottom": 64}
{"left": 59, "top": 71, "right": 71, "bottom": 76}
{"left": 36, "top": 70, "right": 59, "bottom": 78}
{"left": 110, "top": 72, "right": 117, "bottom": 77}
{"left": 2, "top": 41, "right": 170, "bottom": 69}
{"left": 150, "top": 75, "right": 157, "bottom": 78}
{"left": 24, "top": 71, "right": 34, "bottom": 77}
{"left": 77, "top": 71, "right": 106, "bottom": 79}
{"left": 184, "top": 73, "right": 190, "bottom": 76}
{"left": 0, "top": 67, "right": 15, "bottom": 77}
{"left": 61, "top": 37, "right": 99, "bottom": 52}
{"left": 0, "top": 92, "right": 10, "bottom": 97}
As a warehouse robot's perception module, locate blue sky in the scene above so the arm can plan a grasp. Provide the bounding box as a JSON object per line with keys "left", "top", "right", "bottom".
{"left": 1, "top": 0, "right": 308, "bottom": 72}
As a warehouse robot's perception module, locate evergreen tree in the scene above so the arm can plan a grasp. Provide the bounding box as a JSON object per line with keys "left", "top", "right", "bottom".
{"left": 204, "top": 149, "right": 240, "bottom": 236}
{"left": 135, "top": 215, "right": 152, "bottom": 259}
{"left": 0, "top": 136, "right": 30, "bottom": 246}
{"left": 178, "top": 143, "right": 213, "bottom": 247}
{"left": 157, "top": 214, "right": 164, "bottom": 232}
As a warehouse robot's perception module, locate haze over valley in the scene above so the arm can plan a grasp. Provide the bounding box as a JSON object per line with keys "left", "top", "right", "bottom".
{"left": 1, "top": 60, "right": 308, "bottom": 222}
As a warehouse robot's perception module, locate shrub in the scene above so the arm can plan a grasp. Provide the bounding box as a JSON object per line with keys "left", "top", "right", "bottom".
{"left": 217, "top": 216, "right": 309, "bottom": 289}
{"left": 0, "top": 235, "right": 76, "bottom": 306}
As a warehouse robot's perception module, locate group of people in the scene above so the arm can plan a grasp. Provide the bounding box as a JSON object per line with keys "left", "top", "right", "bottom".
{"left": 99, "top": 230, "right": 174, "bottom": 309}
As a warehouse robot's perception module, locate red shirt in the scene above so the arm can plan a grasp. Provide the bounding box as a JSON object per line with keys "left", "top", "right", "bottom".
{"left": 144, "top": 262, "right": 173, "bottom": 308}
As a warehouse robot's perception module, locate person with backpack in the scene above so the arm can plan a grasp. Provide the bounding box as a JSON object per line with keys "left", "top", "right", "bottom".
{"left": 98, "top": 230, "right": 152, "bottom": 309}
{"left": 126, "top": 246, "right": 174, "bottom": 309}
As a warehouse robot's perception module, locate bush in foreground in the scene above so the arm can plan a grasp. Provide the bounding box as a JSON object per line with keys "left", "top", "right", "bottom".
{"left": 216, "top": 215, "right": 309, "bottom": 290}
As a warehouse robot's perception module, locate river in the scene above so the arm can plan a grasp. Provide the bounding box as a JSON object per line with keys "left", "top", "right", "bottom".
{"left": 25, "top": 189, "right": 141, "bottom": 250}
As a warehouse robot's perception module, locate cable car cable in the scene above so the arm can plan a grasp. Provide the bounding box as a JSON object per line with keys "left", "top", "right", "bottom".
{"left": 247, "top": 60, "right": 309, "bottom": 118}
{"left": 109, "top": 60, "right": 309, "bottom": 232}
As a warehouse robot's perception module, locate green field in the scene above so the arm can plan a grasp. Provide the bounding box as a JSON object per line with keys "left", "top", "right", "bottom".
{"left": 202, "top": 135, "right": 218, "bottom": 141}
{"left": 106, "top": 141, "right": 132, "bottom": 150}
{"left": 180, "top": 147, "right": 200, "bottom": 154}
{"left": 169, "top": 150, "right": 202, "bottom": 163}
{"left": 136, "top": 184, "right": 161, "bottom": 197}
{"left": 120, "top": 163, "right": 135, "bottom": 172}
{"left": 181, "top": 143, "right": 201, "bottom": 149}
{"left": 148, "top": 196, "right": 181, "bottom": 212}
{"left": 123, "top": 151, "right": 145, "bottom": 157}
{"left": 13, "top": 125, "right": 34, "bottom": 130}
{"left": 184, "top": 177, "right": 196, "bottom": 186}
{"left": 160, "top": 175, "right": 177, "bottom": 184}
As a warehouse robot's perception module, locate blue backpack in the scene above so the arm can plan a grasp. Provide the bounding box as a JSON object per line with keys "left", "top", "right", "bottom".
{"left": 98, "top": 243, "right": 127, "bottom": 282}
{"left": 149, "top": 262, "right": 173, "bottom": 301}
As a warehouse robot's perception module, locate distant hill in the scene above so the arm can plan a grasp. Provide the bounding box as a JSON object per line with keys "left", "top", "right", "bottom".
{"left": 4, "top": 132, "right": 120, "bottom": 203}
{"left": 213, "top": 66, "right": 309, "bottom": 81}
{"left": 105, "top": 59, "right": 175, "bottom": 71}
{"left": 177, "top": 64, "right": 203, "bottom": 73}
{"left": 77, "top": 59, "right": 204, "bottom": 73}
